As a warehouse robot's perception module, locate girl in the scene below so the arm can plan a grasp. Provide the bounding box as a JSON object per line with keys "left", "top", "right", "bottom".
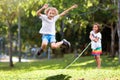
{"left": 89, "top": 23, "right": 102, "bottom": 68}
{"left": 36, "top": 4, "right": 77, "bottom": 55}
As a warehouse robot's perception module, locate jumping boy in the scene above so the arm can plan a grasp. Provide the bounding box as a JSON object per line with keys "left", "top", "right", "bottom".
{"left": 36, "top": 4, "right": 78, "bottom": 55}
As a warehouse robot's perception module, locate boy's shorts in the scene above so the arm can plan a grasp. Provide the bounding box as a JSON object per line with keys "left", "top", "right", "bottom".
{"left": 42, "top": 34, "right": 56, "bottom": 43}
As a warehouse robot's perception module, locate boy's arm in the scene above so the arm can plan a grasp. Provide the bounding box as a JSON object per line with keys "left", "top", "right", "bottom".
{"left": 36, "top": 4, "right": 48, "bottom": 16}
{"left": 59, "top": 4, "right": 78, "bottom": 17}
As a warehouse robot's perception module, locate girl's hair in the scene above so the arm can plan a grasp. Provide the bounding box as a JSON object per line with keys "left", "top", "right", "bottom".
{"left": 93, "top": 23, "right": 101, "bottom": 32}
{"left": 44, "top": 7, "right": 58, "bottom": 16}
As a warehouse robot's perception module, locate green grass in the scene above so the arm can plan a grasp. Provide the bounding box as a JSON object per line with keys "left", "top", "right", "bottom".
{"left": 0, "top": 54, "right": 120, "bottom": 80}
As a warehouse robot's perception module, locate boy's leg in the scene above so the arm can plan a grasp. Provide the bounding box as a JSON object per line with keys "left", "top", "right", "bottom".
{"left": 50, "top": 35, "right": 71, "bottom": 49}
{"left": 51, "top": 39, "right": 71, "bottom": 49}
{"left": 37, "top": 35, "right": 48, "bottom": 56}
{"left": 37, "top": 41, "right": 48, "bottom": 56}
{"left": 41, "top": 41, "right": 48, "bottom": 50}
{"left": 51, "top": 42, "right": 63, "bottom": 49}
{"left": 37, "top": 42, "right": 47, "bottom": 56}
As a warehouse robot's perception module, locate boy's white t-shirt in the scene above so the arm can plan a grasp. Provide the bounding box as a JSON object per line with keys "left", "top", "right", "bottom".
{"left": 90, "top": 31, "right": 102, "bottom": 50}
{"left": 39, "top": 14, "right": 60, "bottom": 35}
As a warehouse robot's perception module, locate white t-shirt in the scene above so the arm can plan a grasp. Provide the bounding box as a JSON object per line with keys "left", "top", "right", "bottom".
{"left": 90, "top": 31, "right": 102, "bottom": 50}
{"left": 39, "top": 14, "right": 60, "bottom": 35}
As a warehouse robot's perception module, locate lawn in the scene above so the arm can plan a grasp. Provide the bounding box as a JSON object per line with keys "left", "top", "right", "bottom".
{"left": 0, "top": 54, "right": 120, "bottom": 80}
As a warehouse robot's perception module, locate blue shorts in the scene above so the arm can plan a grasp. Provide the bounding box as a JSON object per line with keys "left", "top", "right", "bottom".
{"left": 42, "top": 34, "right": 56, "bottom": 43}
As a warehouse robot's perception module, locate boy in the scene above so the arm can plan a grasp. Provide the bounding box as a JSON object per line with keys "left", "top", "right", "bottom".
{"left": 36, "top": 4, "right": 78, "bottom": 55}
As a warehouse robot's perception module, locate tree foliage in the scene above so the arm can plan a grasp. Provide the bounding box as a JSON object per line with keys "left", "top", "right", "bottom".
{"left": 0, "top": 0, "right": 118, "bottom": 62}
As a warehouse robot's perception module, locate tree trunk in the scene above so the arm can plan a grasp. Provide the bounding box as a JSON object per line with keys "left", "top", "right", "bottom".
{"left": 60, "top": 20, "right": 64, "bottom": 39}
{"left": 111, "top": 25, "right": 117, "bottom": 57}
{"left": 18, "top": 7, "right": 21, "bottom": 62}
{"left": 110, "top": 26, "right": 115, "bottom": 57}
{"left": 7, "top": 21, "right": 14, "bottom": 67}
{"left": 118, "top": 34, "right": 120, "bottom": 63}
{"left": 118, "top": 0, "right": 120, "bottom": 64}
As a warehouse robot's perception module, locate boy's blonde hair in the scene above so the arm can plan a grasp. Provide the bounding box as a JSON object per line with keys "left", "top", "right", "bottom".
{"left": 44, "top": 7, "right": 58, "bottom": 16}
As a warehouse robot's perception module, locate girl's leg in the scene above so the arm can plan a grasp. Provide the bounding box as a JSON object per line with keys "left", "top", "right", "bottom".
{"left": 95, "top": 55, "right": 101, "bottom": 68}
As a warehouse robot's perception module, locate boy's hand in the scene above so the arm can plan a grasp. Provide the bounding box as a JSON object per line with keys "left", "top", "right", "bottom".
{"left": 36, "top": 4, "right": 48, "bottom": 16}
{"left": 71, "top": 4, "right": 78, "bottom": 9}
{"left": 42, "top": 4, "right": 48, "bottom": 9}
{"left": 59, "top": 4, "right": 78, "bottom": 17}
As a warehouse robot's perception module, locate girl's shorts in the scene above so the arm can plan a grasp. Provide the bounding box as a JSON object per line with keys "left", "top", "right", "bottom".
{"left": 92, "top": 47, "right": 102, "bottom": 56}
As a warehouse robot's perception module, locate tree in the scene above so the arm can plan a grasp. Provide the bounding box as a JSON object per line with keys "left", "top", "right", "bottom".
{"left": 0, "top": 0, "right": 30, "bottom": 66}
{"left": 0, "top": 0, "right": 118, "bottom": 61}
{"left": 118, "top": 0, "right": 120, "bottom": 63}
{"left": 0, "top": 0, "right": 17, "bottom": 67}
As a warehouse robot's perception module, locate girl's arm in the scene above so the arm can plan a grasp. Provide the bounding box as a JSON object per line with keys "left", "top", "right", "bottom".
{"left": 59, "top": 4, "right": 78, "bottom": 17}
{"left": 94, "top": 37, "right": 99, "bottom": 42}
{"left": 89, "top": 34, "right": 99, "bottom": 42}
{"left": 36, "top": 4, "right": 48, "bottom": 16}
{"left": 89, "top": 34, "right": 94, "bottom": 41}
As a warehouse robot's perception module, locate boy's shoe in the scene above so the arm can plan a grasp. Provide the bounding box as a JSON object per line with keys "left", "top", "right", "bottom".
{"left": 37, "top": 48, "right": 43, "bottom": 56}
{"left": 62, "top": 39, "right": 71, "bottom": 48}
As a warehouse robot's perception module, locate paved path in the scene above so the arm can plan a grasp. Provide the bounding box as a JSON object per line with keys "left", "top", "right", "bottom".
{"left": 0, "top": 55, "right": 32, "bottom": 62}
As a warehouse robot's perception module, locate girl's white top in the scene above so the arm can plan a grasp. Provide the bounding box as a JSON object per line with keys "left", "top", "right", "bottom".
{"left": 39, "top": 14, "right": 60, "bottom": 35}
{"left": 90, "top": 31, "right": 102, "bottom": 50}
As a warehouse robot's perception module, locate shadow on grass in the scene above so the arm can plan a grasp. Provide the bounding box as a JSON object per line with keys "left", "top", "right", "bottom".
{"left": 72, "top": 55, "right": 120, "bottom": 69}
{"left": 45, "top": 74, "right": 71, "bottom": 80}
